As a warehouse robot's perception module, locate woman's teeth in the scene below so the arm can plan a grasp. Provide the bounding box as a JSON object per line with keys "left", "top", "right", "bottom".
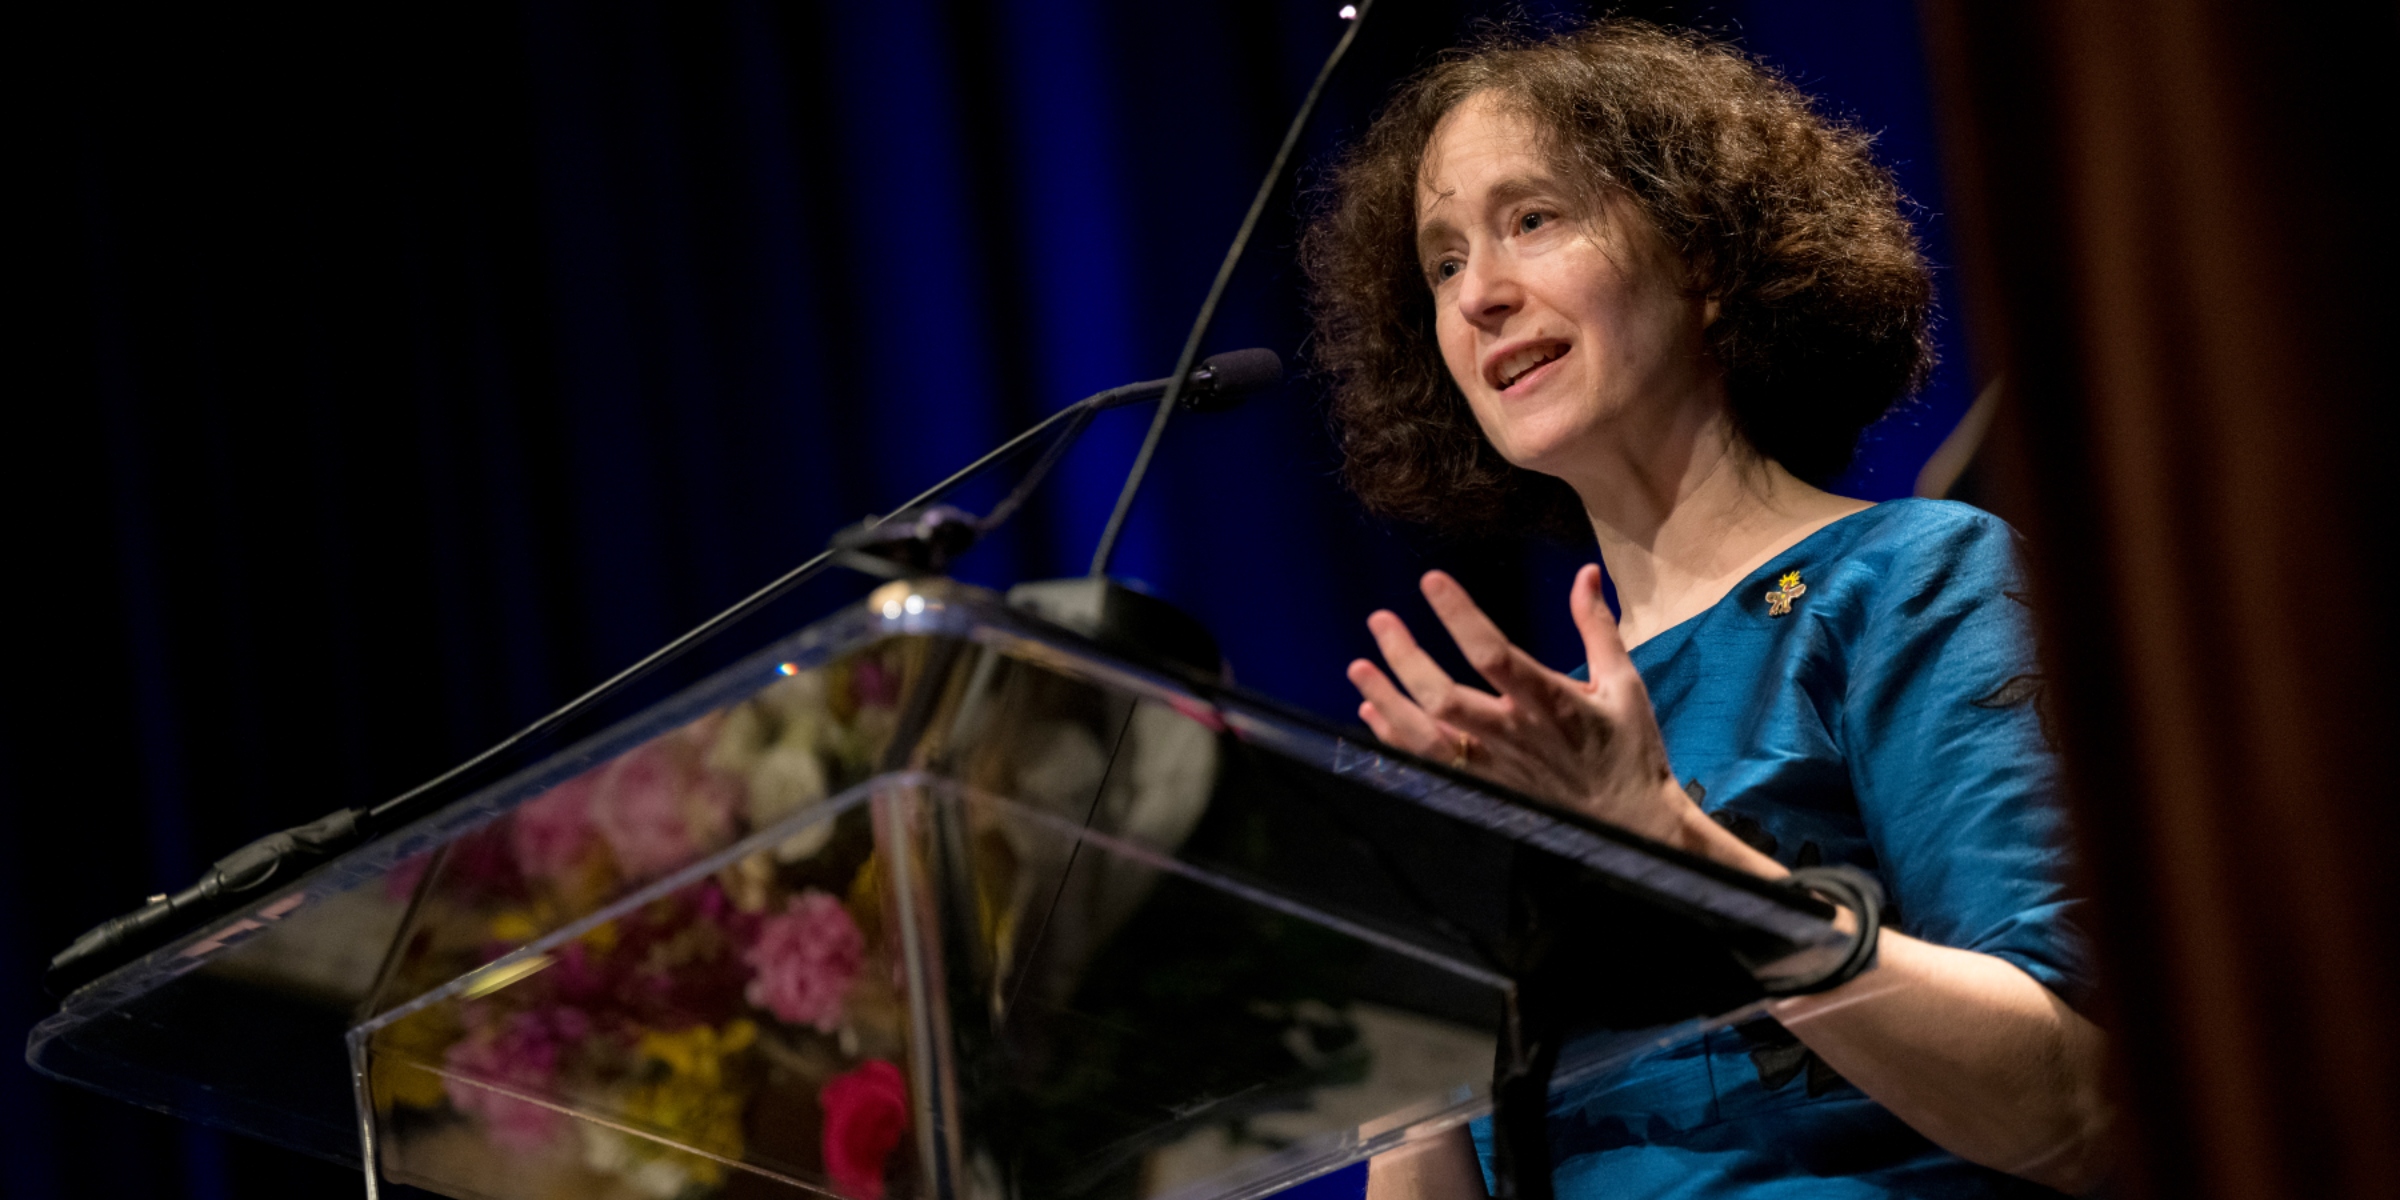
{"left": 1498, "top": 345, "right": 1564, "bottom": 388}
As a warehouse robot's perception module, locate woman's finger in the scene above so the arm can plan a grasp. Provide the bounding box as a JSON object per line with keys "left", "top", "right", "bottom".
{"left": 1365, "top": 610, "right": 1504, "bottom": 724}
{"left": 1570, "top": 564, "right": 1634, "bottom": 682}
{"left": 1419, "top": 571, "right": 1540, "bottom": 695}
{"left": 1346, "top": 658, "right": 1451, "bottom": 754}
{"left": 1357, "top": 699, "right": 1400, "bottom": 746}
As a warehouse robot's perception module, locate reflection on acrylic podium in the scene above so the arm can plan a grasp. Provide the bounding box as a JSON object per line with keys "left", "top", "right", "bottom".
{"left": 29, "top": 579, "right": 1852, "bottom": 1200}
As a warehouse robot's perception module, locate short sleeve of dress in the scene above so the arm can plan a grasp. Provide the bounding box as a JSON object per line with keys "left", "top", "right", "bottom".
{"left": 1841, "top": 508, "right": 2096, "bottom": 1011}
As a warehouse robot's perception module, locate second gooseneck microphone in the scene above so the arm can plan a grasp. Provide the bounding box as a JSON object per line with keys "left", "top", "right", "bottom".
{"left": 828, "top": 348, "right": 1281, "bottom": 574}
{"left": 1087, "top": 347, "right": 1284, "bottom": 415}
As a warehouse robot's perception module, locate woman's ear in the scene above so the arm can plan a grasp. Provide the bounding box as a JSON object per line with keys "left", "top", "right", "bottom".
{"left": 1702, "top": 295, "right": 1722, "bottom": 328}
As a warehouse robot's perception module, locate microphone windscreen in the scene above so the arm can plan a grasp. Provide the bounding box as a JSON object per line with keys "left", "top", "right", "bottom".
{"left": 1187, "top": 348, "right": 1284, "bottom": 408}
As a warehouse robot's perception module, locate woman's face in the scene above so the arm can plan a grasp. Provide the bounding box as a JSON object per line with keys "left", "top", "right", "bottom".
{"left": 1415, "top": 92, "right": 1720, "bottom": 481}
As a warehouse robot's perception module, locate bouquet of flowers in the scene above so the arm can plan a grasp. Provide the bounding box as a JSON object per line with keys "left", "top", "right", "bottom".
{"left": 370, "top": 652, "right": 920, "bottom": 1200}
{"left": 367, "top": 640, "right": 1388, "bottom": 1200}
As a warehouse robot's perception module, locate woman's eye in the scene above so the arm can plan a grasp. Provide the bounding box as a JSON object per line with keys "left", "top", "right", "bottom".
{"left": 1519, "top": 211, "right": 1549, "bottom": 233}
{"left": 1432, "top": 259, "right": 1463, "bottom": 282}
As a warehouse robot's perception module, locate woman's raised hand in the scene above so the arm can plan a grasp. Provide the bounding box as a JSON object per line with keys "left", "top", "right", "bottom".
{"left": 1345, "top": 565, "right": 1700, "bottom": 846}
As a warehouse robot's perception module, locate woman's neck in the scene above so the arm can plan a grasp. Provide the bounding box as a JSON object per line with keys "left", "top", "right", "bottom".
{"left": 1568, "top": 412, "right": 1870, "bottom": 648}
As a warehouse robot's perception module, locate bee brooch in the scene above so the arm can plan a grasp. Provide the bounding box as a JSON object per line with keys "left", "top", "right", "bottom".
{"left": 1765, "top": 570, "right": 1807, "bottom": 617}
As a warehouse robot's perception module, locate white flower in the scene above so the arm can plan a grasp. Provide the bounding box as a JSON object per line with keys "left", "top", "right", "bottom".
{"left": 749, "top": 743, "right": 834, "bottom": 862}
{"left": 578, "top": 1123, "right": 690, "bottom": 1199}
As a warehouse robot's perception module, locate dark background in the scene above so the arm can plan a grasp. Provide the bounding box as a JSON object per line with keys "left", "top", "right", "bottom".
{"left": 5, "top": 1, "right": 1970, "bottom": 1195}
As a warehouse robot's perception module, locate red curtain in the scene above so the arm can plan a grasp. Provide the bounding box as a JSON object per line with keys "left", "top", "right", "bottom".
{"left": 1919, "top": 2, "right": 2400, "bottom": 1195}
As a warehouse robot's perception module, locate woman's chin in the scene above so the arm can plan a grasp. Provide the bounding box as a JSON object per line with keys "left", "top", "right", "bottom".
{"left": 1490, "top": 431, "right": 1591, "bottom": 479}
{"left": 1477, "top": 396, "right": 1607, "bottom": 469}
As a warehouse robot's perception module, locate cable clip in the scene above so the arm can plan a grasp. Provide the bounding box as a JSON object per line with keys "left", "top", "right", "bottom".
{"left": 1763, "top": 864, "right": 1886, "bottom": 996}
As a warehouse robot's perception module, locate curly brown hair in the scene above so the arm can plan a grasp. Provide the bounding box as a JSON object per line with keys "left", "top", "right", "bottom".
{"left": 1301, "top": 21, "right": 1934, "bottom": 535}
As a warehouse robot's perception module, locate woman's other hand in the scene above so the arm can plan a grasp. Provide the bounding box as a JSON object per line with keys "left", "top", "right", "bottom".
{"left": 1346, "top": 566, "right": 1775, "bottom": 877}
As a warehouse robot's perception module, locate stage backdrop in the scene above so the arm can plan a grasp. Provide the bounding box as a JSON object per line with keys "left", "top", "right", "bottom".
{"left": 5, "top": 1, "right": 1974, "bottom": 1196}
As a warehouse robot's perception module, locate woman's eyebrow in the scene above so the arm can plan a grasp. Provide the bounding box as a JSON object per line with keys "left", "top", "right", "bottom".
{"left": 1484, "top": 175, "right": 1559, "bottom": 208}
{"left": 1414, "top": 214, "right": 1460, "bottom": 259}
{"left": 1415, "top": 173, "right": 1564, "bottom": 257}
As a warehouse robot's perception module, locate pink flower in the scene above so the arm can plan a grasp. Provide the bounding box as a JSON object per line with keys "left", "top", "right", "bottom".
{"left": 820, "top": 1059, "right": 909, "bottom": 1200}
{"left": 697, "top": 879, "right": 763, "bottom": 945}
{"left": 442, "top": 1005, "right": 593, "bottom": 1151}
{"left": 511, "top": 773, "right": 600, "bottom": 885}
{"left": 544, "top": 939, "right": 625, "bottom": 1010}
{"left": 743, "top": 890, "right": 863, "bottom": 1031}
{"left": 591, "top": 738, "right": 741, "bottom": 881}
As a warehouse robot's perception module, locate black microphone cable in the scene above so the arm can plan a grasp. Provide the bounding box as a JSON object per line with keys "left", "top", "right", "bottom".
{"left": 1086, "top": 0, "right": 1377, "bottom": 578}
{"left": 361, "top": 371, "right": 1164, "bottom": 834}
{"left": 48, "top": 411, "right": 1060, "bottom": 994}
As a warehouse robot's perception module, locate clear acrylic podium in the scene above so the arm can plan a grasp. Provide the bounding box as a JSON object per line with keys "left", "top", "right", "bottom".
{"left": 29, "top": 579, "right": 1852, "bottom": 1200}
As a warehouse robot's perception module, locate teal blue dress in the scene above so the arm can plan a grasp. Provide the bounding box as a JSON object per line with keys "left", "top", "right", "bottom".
{"left": 1473, "top": 499, "right": 2093, "bottom": 1198}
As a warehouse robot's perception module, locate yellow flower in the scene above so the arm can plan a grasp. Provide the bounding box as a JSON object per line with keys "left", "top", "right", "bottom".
{"left": 635, "top": 1019, "right": 757, "bottom": 1090}
{"left": 488, "top": 909, "right": 544, "bottom": 944}
{"left": 367, "top": 1006, "right": 459, "bottom": 1111}
{"left": 616, "top": 1020, "right": 759, "bottom": 1184}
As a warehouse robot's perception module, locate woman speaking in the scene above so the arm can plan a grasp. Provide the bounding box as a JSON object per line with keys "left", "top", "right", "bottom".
{"left": 1303, "top": 22, "right": 2109, "bottom": 1198}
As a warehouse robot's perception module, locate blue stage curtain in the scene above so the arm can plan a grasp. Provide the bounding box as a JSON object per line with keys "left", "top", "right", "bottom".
{"left": 5, "top": 3, "right": 1970, "bottom": 1196}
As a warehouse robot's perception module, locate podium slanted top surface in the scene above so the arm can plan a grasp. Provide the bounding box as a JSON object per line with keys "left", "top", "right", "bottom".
{"left": 30, "top": 580, "right": 1845, "bottom": 1200}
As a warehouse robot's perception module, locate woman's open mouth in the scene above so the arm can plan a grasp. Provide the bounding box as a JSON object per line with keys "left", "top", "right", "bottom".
{"left": 1493, "top": 342, "right": 1570, "bottom": 392}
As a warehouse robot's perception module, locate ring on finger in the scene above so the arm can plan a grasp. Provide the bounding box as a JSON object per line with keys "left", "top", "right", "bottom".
{"left": 1449, "top": 732, "right": 1475, "bottom": 769}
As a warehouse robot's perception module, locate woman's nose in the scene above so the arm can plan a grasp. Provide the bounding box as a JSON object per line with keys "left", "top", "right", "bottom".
{"left": 1457, "top": 253, "right": 1520, "bottom": 327}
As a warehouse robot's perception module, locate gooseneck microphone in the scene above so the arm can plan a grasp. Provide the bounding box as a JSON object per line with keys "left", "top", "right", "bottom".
{"left": 1087, "top": 1, "right": 1377, "bottom": 577}
{"left": 1086, "top": 347, "right": 1285, "bottom": 414}
{"left": 45, "top": 349, "right": 1280, "bottom": 997}
{"left": 830, "top": 348, "right": 1281, "bottom": 572}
